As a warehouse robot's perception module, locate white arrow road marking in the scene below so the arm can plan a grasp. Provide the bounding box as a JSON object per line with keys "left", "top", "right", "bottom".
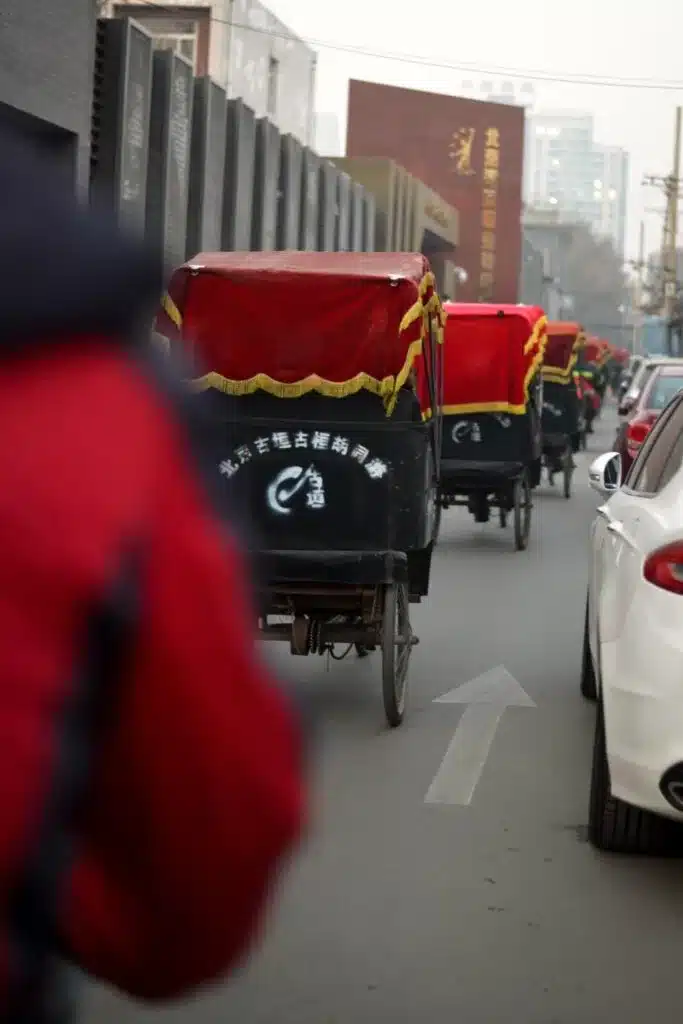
{"left": 425, "top": 666, "right": 536, "bottom": 807}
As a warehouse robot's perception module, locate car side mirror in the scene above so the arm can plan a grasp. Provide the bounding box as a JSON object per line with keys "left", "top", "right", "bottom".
{"left": 588, "top": 452, "right": 622, "bottom": 497}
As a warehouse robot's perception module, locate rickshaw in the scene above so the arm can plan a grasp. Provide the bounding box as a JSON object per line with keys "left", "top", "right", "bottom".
{"left": 575, "top": 337, "right": 604, "bottom": 432}
{"left": 608, "top": 346, "right": 630, "bottom": 395}
{"left": 541, "top": 322, "right": 583, "bottom": 497}
{"left": 156, "top": 251, "right": 445, "bottom": 728}
{"left": 590, "top": 337, "right": 611, "bottom": 403}
{"left": 437, "top": 303, "right": 546, "bottom": 551}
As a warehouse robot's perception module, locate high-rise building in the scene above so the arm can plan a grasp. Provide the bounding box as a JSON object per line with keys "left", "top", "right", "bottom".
{"left": 594, "top": 144, "right": 629, "bottom": 257}
{"left": 523, "top": 111, "right": 629, "bottom": 255}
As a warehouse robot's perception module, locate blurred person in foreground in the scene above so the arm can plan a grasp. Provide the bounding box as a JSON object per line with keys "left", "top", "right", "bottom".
{"left": 0, "top": 129, "right": 306, "bottom": 1020}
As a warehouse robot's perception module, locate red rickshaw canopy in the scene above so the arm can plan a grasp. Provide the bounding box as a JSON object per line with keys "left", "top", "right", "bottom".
{"left": 542, "top": 321, "right": 585, "bottom": 383}
{"left": 581, "top": 336, "right": 604, "bottom": 364}
{"left": 155, "top": 251, "right": 444, "bottom": 414}
{"left": 439, "top": 303, "right": 547, "bottom": 415}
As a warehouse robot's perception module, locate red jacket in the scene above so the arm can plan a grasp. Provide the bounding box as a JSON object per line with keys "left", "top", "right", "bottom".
{"left": 0, "top": 342, "right": 304, "bottom": 1002}
{"left": 0, "top": 130, "right": 305, "bottom": 1012}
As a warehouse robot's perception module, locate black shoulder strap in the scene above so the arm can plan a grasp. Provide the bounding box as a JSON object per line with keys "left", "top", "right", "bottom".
{"left": 5, "top": 547, "right": 142, "bottom": 1023}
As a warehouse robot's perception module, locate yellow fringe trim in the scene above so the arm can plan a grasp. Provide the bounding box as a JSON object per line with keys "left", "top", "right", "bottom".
{"left": 542, "top": 350, "right": 578, "bottom": 384}
{"left": 162, "top": 292, "right": 182, "bottom": 327}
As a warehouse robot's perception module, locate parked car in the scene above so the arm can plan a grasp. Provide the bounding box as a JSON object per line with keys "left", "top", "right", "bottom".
{"left": 614, "top": 361, "right": 683, "bottom": 476}
{"left": 617, "top": 354, "right": 644, "bottom": 399}
{"left": 617, "top": 355, "right": 683, "bottom": 417}
{"left": 582, "top": 389, "right": 683, "bottom": 853}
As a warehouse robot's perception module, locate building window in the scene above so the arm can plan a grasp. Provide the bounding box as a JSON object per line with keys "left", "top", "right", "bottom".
{"left": 151, "top": 32, "right": 198, "bottom": 70}
{"left": 267, "top": 57, "right": 278, "bottom": 118}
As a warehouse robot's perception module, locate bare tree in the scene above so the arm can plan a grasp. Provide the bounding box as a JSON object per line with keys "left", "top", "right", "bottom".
{"left": 562, "top": 225, "right": 629, "bottom": 345}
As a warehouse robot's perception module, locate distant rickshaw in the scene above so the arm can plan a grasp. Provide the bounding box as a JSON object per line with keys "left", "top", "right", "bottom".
{"left": 541, "top": 322, "right": 583, "bottom": 497}
{"left": 437, "top": 303, "right": 546, "bottom": 551}
{"left": 575, "top": 335, "right": 604, "bottom": 433}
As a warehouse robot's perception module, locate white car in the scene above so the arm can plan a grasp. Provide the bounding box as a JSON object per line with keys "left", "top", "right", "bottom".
{"left": 583, "top": 389, "right": 683, "bottom": 854}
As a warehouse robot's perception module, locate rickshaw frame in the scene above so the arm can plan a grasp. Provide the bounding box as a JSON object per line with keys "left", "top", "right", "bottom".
{"left": 157, "top": 251, "right": 444, "bottom": 728}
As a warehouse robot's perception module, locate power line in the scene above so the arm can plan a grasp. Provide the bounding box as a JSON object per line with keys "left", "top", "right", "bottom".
{"left": 123, "top": 0, "right": 683, "bottom": 92}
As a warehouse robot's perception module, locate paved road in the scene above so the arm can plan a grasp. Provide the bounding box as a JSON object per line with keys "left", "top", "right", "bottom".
{"left": 84, "top": 405, "right": 683, "bottom": 1024}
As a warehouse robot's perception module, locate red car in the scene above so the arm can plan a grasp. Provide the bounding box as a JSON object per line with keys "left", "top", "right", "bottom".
{"left": 615, "top": 363, "right": 683, "bottom": 477}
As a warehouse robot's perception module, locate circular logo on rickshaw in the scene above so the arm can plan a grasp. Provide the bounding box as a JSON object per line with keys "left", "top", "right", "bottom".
{"left": 266, "top": 464, "right": 326, "bottom": 516}
{"left": 451, "top": 420, "right": 482, "bottom": 443}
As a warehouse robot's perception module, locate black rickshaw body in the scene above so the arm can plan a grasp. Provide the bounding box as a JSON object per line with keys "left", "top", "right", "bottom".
{"left": 205, "top": 387, "right": 439, "bottom": 598}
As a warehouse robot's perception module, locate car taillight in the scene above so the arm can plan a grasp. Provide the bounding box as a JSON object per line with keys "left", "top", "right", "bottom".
{"left": 626, "top": 412, "right": 658, "bottom": 456}
{"left": 644, "top": 541, "right": 683, "bottom": 595}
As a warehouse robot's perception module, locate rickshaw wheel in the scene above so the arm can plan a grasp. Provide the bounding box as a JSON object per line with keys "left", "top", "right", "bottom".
{"left": 513, "top": 473, "right": 532, "bottom": 551}
{"left": 381, "top": 581, "right": 412, "bottom": 728}
{"left": 563, "top": 446, "right": 573, "bottom": 499}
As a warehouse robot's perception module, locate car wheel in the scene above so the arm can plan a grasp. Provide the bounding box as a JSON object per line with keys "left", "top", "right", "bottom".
{"left": 580, "top": 596, "right": 597, "bottom": 701}
{"left": 589, "top": 700, "right": 681, "bottom": 855}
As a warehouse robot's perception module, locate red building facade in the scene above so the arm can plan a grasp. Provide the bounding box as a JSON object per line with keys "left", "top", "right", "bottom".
{"left": 346, "top": 80, "right": 525, "bottom": 304}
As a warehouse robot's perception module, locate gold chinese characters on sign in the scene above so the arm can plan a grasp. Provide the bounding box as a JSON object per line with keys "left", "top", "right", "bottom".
{"left": 479, "top": 126, "right": 500, "bottom": 300}
{"left": 449, "top": 127, "right": 476, "bottom": 176}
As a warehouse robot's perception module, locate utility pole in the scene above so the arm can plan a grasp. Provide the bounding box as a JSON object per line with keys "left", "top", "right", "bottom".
{"left": 664, "top": 106, "right": 681, "bottom": 350}
{"left": 643, "top": 105, "right": 682, "bottom": 354}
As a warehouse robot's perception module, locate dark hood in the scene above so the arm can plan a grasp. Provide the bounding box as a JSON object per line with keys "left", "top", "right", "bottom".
{"left": 0, "top": 127, "right": 163, "bottom": 350}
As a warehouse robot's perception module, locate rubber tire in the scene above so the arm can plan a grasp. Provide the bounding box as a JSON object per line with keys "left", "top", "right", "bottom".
{"left": 589, "top": 700, "right": 680, "bottom": 855}
{"left": 432, "top": 500, "right": 443, "bottom": 545}
{"left": 381, "top": 582, "right": 411, "bottom": 728}
{"left": 563, "top": 447, "right": 573, "bottom": 499}
{"left": 580, "top": 597, "right": 598, "bottom": 701}
{"left": 513, "top": 473, "right": 531, "bottom": 551}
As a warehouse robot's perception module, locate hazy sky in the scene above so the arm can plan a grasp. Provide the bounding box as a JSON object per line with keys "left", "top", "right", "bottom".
{"left": 266, "top": 0, "right": 683, "bottom": 262}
